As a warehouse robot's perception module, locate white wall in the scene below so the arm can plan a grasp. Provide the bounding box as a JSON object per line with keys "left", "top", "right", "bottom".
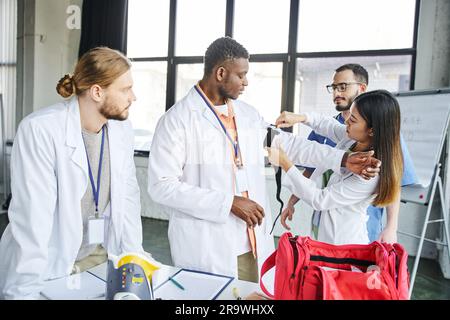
{"left": 415, "top": 0, "right": 450, "bottom": 89}
{"left": 33, "top": 0, "right": 82, "bottom": 111}
{"left": 16, "top": 0, "right": 82, "bottom": 123}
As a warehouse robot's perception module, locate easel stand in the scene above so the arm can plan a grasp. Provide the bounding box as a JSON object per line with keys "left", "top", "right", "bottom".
{"left": 398, "top": 164, "right": 450, "bottom": 298}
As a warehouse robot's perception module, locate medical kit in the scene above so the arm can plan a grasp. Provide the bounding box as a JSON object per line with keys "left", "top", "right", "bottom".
{"left": 260, "top": 232, "right": 409, "bottom": 300}
{"left": 106, "top": 252, "right": 161, "bottom": 300}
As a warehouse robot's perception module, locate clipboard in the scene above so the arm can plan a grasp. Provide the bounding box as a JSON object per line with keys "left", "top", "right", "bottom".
{"left": 41, "top": 271, "right": 106, "bottom": 300}
{"left": 154, "top": 269, "right": 234, "bottom": 300}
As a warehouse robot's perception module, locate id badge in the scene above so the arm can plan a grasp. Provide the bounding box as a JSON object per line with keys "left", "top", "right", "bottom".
{"left": 88, "top": 216, "right": 105, "bottom": 245}
{"left": 235, "top": 168, "right": 249, "bottom": 193}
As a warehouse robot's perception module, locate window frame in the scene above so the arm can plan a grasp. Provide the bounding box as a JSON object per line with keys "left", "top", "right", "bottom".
{"left": 127, "top": 0, "right": 420, "bottom": 144}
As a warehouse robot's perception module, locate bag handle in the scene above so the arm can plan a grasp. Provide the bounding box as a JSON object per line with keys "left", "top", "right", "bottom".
{"left": 259, "top": 250, "right": 276, "bottom": 299}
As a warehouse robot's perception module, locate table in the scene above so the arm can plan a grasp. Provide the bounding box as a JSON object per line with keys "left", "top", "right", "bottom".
{"left": 41, "top": 263, "right": 274, "bottom": 300}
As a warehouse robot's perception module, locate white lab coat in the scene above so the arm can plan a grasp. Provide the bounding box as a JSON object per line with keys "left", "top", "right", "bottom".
{"left": 147, "top": 87, "right": 347, "bottom": 277}
{"left": 0, "top": 97, "right": 143, "bottom": 299}
{"left": 278, "top": 112, "right": 378, "bottom": 245}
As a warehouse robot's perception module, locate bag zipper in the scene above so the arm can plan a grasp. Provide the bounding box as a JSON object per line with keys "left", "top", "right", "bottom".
{"left": 391, "top": 247, "right": 399, "bottom": 288}
{"left": 289, "top": 237, "right": 299, "bottom": 279}
{"left": 310, "top": 255, "right": 375, "bottom": 267}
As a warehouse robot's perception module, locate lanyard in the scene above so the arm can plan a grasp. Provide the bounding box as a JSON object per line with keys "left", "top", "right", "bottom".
{"left": 194, "top": 85, "right": 242, "bottom": 166}
{"left": 83, "top": 126, "right": 105, "bottom": 217}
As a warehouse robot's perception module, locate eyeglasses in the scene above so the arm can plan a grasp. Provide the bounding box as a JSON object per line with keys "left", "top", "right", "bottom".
{"left": 326, "top": 82, "right": 363, "bottom": 94}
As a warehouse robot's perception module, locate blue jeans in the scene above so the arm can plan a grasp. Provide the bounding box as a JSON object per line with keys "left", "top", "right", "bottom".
{"left": 367, "top": 206, "right": 383, "bottom": 242}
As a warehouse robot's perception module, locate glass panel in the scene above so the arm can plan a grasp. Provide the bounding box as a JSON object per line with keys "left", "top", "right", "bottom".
{"left": 127, "top": 0, "right": 170, "bottom": 58}
{"left": 0, "top": 0, "right": 17, "bottom": 140}
{"left": 176, "top": 64, "right": 204, "bottom": 102}
{"left": 176, "top": 62, "right": 283, "bottom": 124}
{"left": 240, "top": 62, "right": 283, "bottom": 124}
{"left": 234, "top": 0, "right": 290, "bottom": 54}
{"left": 293, "top": 55, "right": 412, "bottom": 136}
{"left": 175, "top": 0, "right": 226, "bottom": 56}
{"left": 129, "top": 61, "right": 167, "bottom": 151}
{"left": 297, "top": 0, "right": 416, "bottom": 52}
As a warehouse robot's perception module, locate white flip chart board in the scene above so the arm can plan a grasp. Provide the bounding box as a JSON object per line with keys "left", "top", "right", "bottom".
{"left": 395, "top": 89, "right": 450, "bottom": 204}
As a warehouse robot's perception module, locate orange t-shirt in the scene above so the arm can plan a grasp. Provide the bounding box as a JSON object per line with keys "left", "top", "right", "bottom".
{"left": 212, "top": 103, "right": 257, "bottom": 259}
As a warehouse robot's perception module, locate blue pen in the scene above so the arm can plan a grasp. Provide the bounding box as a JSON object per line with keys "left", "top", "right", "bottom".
{"left": 169, "top": 276, "right": 185, "bottom": 290}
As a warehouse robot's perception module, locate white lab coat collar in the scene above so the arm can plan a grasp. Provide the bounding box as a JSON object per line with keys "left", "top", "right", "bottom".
{"left": 64, "top": 96, "right": 127, "bottom": 173}
{"left": 190, "top": 87, "right": 255, "bottom": 199}
{"left": 65, "top": 97, "right": 88, "bottom": 176}
{"left": 64, "top": 96, "right": 127, "bottom": 246}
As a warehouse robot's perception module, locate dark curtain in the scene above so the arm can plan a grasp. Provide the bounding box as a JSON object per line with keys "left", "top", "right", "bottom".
{"left": 78, "top": 0, "right": 129, "bottom": 58}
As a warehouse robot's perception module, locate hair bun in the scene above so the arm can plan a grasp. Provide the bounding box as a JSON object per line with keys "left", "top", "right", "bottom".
{"left": 56, "top": 74, "right": 75, "bottom": 98}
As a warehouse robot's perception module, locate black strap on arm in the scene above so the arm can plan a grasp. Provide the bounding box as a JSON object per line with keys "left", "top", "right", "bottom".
{"left": 264, "top": 125, "right": 284, "bottom": 235}
{"left": 270, "top": 168, "right": 283, "bottom": 235}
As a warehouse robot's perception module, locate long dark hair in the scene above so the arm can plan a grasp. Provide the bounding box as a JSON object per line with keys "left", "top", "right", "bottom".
{"left": 353, "top": 90, "right": 403, "bottom": 206}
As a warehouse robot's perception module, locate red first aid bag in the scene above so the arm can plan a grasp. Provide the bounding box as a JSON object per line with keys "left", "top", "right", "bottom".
{"left": 260, "top": 232, "right": 409, "bottom": 300}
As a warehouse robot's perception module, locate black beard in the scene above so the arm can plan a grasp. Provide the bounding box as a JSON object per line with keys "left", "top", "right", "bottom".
{"left": 99, "top": 102, "right": 128, "bottom": 121}
{"left": 335, "top": 92, "right": 359, "bottom": 112}
{"left": 218, "top": 86, "right": 235, "bottom": 101}
{"left": 335, "top": 103, "right": 351, "bottom": 112}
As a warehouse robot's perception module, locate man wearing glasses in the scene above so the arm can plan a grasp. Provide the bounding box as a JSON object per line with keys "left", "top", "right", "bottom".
{"left": 281, "top": 63, "right": 418, "bottom": 244}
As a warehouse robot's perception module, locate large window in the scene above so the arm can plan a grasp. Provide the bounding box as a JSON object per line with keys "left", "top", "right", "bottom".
{"left": 175, "top": 0, "right": 226, "bottom": 56}
{"left": 175, "top": 63, "right": 203, "bottom": 102}
{"left": 240, "top": 62, "right": 283, "bottom": 123}
{"left": 0, "top": 0, "right": 17, "bottom": 141}
{"left": 127, "top": 0, "right": 170, "bottom": 58}
{"left": 127, "top": 0, "right": 419, "bottom": 151}
{"left": 128, "top": 62, "right": 167, "bottom": 151}
{"left": 234, "top": 0, "right": 290, "bottom": 54}
{"left": 294, "top": 55, "right": 413, "bottom": 136}
{"left": 297, "top": 0, "right": 416, "bottom": 52}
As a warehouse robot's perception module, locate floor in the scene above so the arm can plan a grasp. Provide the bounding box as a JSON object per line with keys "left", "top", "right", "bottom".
{"left": 1, "top": 214, "right": 449, "bottom": 299}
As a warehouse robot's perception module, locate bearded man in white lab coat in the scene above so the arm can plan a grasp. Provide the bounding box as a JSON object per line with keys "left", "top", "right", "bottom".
{"left": 148, "top": 37, "right": 379, "bottom": 282}
{"left": 0, "top": 47, "right": 145, "bottom": 299}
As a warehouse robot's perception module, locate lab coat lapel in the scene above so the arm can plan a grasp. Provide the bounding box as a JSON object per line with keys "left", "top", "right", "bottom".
{"left": 107, "top": 120, "right": 127, "bottom": 241}
{"left": 191, "top": 86, "right": 225, "bottom": 134}
{"left": 233, "top": 103, "right": 251, "bottom": 170}
{"left": 202, "top": 106, "right": 224, "bottom": 133}
{"left": 107, "top": 120, "right": 126, "bottom": 174}
{"left": 65, "top": 97, "right": 88, "bottom": 179}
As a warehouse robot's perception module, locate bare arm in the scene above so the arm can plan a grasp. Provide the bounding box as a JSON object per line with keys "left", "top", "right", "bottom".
{"left": 281, "top": 169, "right": 312, "bottom": 230}
{"left": 379, "top": 194, "right": 400, "bottom": 243}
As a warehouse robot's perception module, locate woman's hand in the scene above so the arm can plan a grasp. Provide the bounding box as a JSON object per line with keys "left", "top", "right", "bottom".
{"left": 266, "top": 146, "right": 293, "bottom": 172}
{"left": 378, "top": 226, "right": 397, "bottom": 244}
{"left": 275, "top": 111, "right": 307, "bottom": 128}
{"left": 344, "top": 151, "right": 381, "bottom": 180}
{"left": 281, "top": 205, "right": 295, "bottom": 230}
{"left": 281, "top": 194, "right": 300, "bottom": 230}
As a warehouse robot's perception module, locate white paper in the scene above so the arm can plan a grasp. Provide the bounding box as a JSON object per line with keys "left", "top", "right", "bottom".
{"left": 154, "top": 269, "right": 233, "bottom": 300}
{"left": 88, "top": 217, "right": 105, "bottom": 245}
{"left": 41, "top": 272, "right": 106, "bottom": 300}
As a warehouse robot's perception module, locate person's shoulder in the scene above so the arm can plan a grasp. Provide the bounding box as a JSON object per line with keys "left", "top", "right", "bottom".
{"left": 157, "top": 89, "right": 204, "bottom": 130}
{"left": 233, "top": 99, "right": 262, "bottom": 119}
{"left": 108, "top": 118, "right": 133, "bottom": 132}
{"left": 18, "top": 99, "right": 70, "bottom": 134}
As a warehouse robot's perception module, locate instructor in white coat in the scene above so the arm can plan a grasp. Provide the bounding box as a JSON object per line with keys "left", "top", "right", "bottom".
{"left": 0, "top": 47, "right": 144, "bottom": 299}
{"left": 147, "top": 37, "right": 379, "bottom": 282}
